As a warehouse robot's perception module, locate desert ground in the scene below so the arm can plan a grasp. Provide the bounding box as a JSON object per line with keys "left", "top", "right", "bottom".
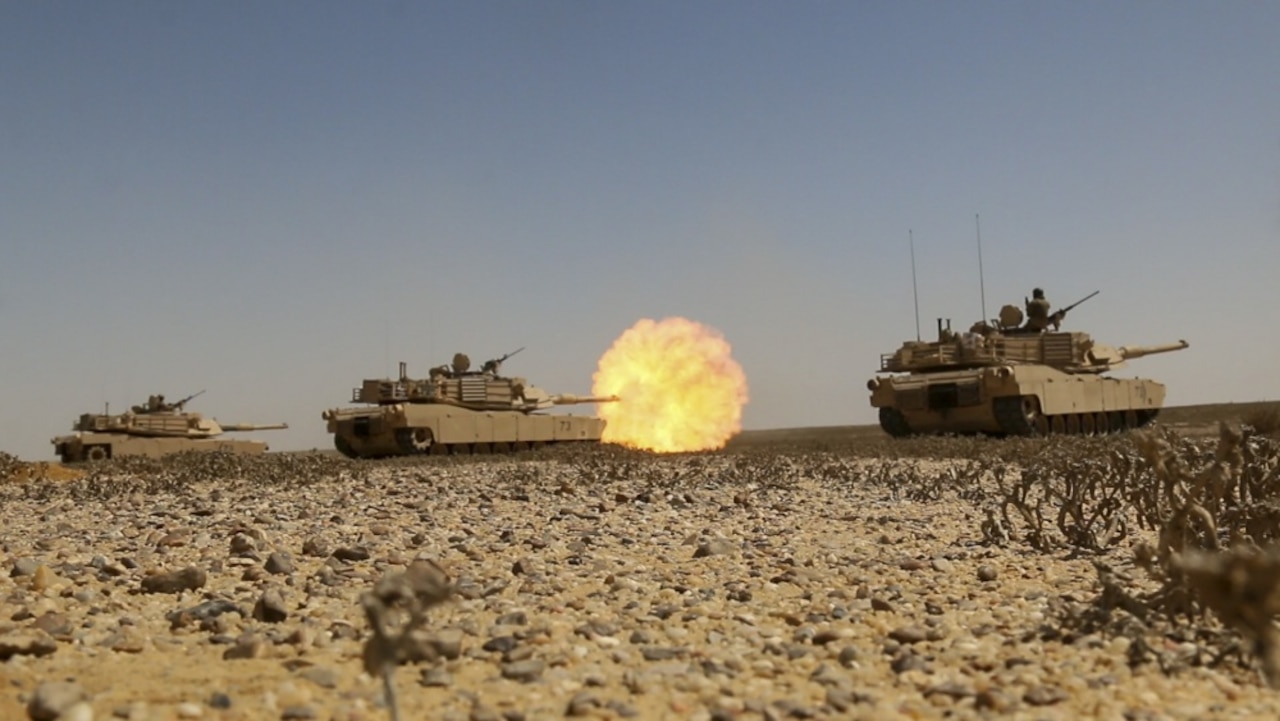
{"left": 3, "top": 402, "right": 1280, "bottom": 721}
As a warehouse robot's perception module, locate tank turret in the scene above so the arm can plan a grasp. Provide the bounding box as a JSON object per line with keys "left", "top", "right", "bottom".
{"left": 868, "top": 291, "right": 1190, "bottom": 438}
{"left": 323, "top": 350, "right": 620, "bottom": 459}
{"left": 53, "top": 392, "right": 289, "bottom": 463}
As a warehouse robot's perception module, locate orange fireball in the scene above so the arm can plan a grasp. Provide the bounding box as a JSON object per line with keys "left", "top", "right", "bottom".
{"left": 592, "top": 317, "right": 749, "bottom": 453}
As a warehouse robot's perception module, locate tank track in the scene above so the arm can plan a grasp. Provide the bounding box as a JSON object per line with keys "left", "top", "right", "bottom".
{"left": 994, "top": 396, "right": 1160, "bottom": 437}
{"left": 335, "top": 433, "right": 586, "bottom": 460}
{"left": 878, "top": 407, "right": 913, "bottom": 438}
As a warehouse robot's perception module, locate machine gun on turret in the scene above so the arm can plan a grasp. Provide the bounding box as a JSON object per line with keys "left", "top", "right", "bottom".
{"left": 481, "top": 347, "right": 525, "bottom": 377}
{"left": 1047, "top": 290, "right": 1100, "bottom": 329}
{"left": 166, "top": 390, "right": 206, "bottom": 412}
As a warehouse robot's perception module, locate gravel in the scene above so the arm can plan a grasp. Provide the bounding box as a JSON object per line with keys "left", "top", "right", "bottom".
{"left": 1, "top": 447, "right": 1277, "bottom": 720}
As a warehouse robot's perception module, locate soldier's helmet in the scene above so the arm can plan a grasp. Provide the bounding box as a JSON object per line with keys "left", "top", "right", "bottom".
{"left": 1032, "top": 288, "right": 1045, "bottom": 299}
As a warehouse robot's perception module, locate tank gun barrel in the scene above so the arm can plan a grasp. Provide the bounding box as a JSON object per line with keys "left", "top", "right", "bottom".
{"left": 218, "top": 422, "right": 290, "bottom": 432}
{"left": 1118, "top": 340, "right": 1189, "bottom": 359}
{"left": 549, "top": 394, "right": 621, "bottom": 405}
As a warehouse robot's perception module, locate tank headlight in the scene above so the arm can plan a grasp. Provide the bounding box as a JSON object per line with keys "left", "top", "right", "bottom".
{"left": 995, "top": 366, "right": 1013, "bottom": 379}
{"left": 867, "top": 378, "right": 880, "bottom": 391}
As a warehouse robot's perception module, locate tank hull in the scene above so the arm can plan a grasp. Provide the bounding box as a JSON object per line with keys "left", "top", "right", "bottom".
{"left": 52, "top": 432, "right": 271, "bottom": 463}
{"left": 868, "top": 365, "right": 1167, "bottom": 437}
{"left": 324, "top": 404, "right": 608, "bottom": 459}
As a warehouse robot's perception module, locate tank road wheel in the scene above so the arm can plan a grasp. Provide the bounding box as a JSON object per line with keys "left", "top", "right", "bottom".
{"left": 1123, "top": 410, "right": 1138, "bottom": 431}
{"left": 85, "top": 446, "right": 109, "bottom": 462}
{"left": 474, "top": 443, "right": 492, "bottom": 455}
{"left": 492, "top": 442, "right": 511, "bottom": 454}
{"left": 1023, "top": 397, "right": 1049, "bottom": 436}
{"left": 395, "top": 428, "right": 435, "bottom": 455}
{"left": 513, "top": 442, "right": 530, "bottom": 453}
{"left": 878, "top": 407, "right": 913, "bottom": 438}
{"left": 333, "top": 436, "right": 359, "bottom": 459}
{"left": 1108, "top": 412, "right": 1124, "bottom": 432}
{"left": 994, "top": 396, "right": 1046, "bottom": 436}
{"left": 1079, "top": 414, "right": 1096, "bottom": 436}
{"left": 1063, "top": 415, "right": 1079, "bottom": 435}
{"left": 1093, "top": 413, "right": 1109, "bottom": 435}
{"left": 1048, "top": 416, "right": 1065, "bottom": 435}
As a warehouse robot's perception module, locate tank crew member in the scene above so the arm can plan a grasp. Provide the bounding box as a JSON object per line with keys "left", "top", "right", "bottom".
{"left": 1024, "top": 288, "right": 1055, "bottom": 332}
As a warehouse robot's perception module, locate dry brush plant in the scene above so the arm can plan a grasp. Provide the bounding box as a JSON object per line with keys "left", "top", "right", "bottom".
{"left": 361, "top": 558, "right": 455, "bottom": 721}
{"left": 1242, "top": 403, "right": 1280, "bottom": 439}
{"left": 0, "top": 450, "right": 372, "bottom": 503}
{"left": 980, "top": 436, "right": 1144, "bottom": 553}
{"left": 1009, "top": 423, "right": 1280, "bottom": 684}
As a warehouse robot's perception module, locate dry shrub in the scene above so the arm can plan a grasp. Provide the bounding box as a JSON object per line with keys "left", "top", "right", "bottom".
{"left": 1031, "top": 423, "right": 1280, "bottom": 684}
{"left": 1243, "top": 403, "right": 1280, "bottom": 438}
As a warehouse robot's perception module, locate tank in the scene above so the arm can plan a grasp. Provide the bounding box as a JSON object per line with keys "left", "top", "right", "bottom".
{"left": 867, "top": 294, "right": 1189, "bottom": 437}
{"left": 51, "top": 391, "right": 289, "bottom": 462}
{"left": 322, "top": 349, "right": 621, "bottom": 459}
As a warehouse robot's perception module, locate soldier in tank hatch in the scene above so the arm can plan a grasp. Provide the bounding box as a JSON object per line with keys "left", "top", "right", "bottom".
{"left": 1024, "top": 288, "right": 1055, "bottom": 332}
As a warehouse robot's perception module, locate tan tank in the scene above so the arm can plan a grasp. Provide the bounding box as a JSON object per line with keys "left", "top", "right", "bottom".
{"left": 867, "top": 293, "right": 1189, "bottom": 437}
{"left": 322, "top": 348, "right": 621, "bottom": 458}
{"left": 51, "top": 391, "right": 289, "bottom": 462}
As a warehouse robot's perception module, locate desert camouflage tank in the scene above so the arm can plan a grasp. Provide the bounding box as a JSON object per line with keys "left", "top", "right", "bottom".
{"left": 867, "top": 292, "right": 1189, "bottom": 437}
{"left": 322, "top": 348, "right": 621, "bottom": 459}
{"left": 52, "top": 391, "right": 289, "bottom": 462}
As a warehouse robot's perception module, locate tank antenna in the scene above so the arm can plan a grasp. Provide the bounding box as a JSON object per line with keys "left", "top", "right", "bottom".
{"left": 909, "top": 229, "right": 921, "bottom": 342}
{"left": 975, "top": 213, "right": 988, "bottom": 323}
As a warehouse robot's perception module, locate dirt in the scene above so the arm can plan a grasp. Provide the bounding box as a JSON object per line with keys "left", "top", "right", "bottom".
{"left": 2, "top": 407, "right": 1280, "bottom": 720}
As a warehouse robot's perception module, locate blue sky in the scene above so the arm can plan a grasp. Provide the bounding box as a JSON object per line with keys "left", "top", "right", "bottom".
{"left": 3, "top": 1, "right": 1278, "bottom": 459}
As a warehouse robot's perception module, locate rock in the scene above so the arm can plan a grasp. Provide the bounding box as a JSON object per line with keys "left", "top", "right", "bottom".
{"left": 500, "top": 659, "right": 545, "bottom": 682}
{"left": 27, "top": 680, "right": 88, "bottom": 721}
{"left": 420, "top": 667, "right": 453, "bottom": 687}
{"left": 252, "top": 589, "right": 289, "bottom": 623}
{"left": 1024, "top": 685, "right": 1068, "bottom": 706}
{"left": 482, "top": 636, "right": 517, "bottom": 654}
{"left": 331, "top": 547, "right": 369, "bottom": 562}
{"left": 693, "top": 539, "right": 735, "bottom": 558}
{"left": 229, "top": 534, "right": 257, "bottom": 555}
{"left": 300, "top": 538, "right": 328, "bottom": 558}
{"left": 566, "top": 692, "right": 601, "bottom": 716}
{"left": 208, "top": 693, "right": 232, "bottom": 709}
{"left": 166, "top": 599, "right": 241, "bottom": 631}
{"left": 640, "top": 646, "right": 687, "bottom": 661}
{"left": 265, "top": 552, "right": 295, "bottom": 575}
{"left": 140, "top": 567, "right": 207, "bottom": 594}
{"left": 495, "top": 611, "right": 527, "bottom": 626}
{"left": 977, "top": 565, "right": 998, "bottom": 582}
{"left": 11, "top": 557, "right": 40, "bottom": 577}
{"left": 427, "top": 628, "right": 465, "bottom": 660}
{"left": 57, "top": 701, "right": 94, "bottom": 721}
{"left": 975, "top": 688, "right": 1015, "bottom": 712}
{"left": 297, "top": 667, "right": 338, "bottom": 689}
{"left": 888, "top": 626, "right": 928, "bottom": 644}
{"left": 222, "top": 634, "right": 267, "bottom": 660}
{"left": 0, "top": 630, "right": 58, "bottom": 660}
